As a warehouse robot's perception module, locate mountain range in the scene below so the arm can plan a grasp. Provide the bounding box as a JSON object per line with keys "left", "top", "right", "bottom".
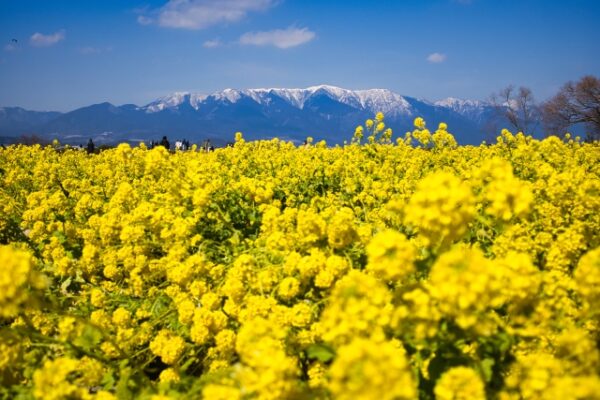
{"left": 0, "top": 85, "right": 508, "bottom": 146}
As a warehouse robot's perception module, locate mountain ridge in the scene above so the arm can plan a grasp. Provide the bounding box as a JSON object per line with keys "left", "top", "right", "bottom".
{"left": 140, "top": 85, "right": 451, "bottom": 116}
{"left": 0, "top": 85, "right": 500, "bottom": 145}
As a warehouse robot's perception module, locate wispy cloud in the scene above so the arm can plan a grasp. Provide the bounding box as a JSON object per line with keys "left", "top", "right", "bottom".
{"left": 427, "top": 52, "right": 447, "bottom": 63}
{"left": 239, "top": 26, "right": 316, "bottom": 49}
{"left": 203, "top": 38, "right": 222, "bottom": 48}
{"left": 140, "top": 0, "right": 278, "bottom": 30}
{"left": 30, "top": 30, "right": 66, "bottom": 47}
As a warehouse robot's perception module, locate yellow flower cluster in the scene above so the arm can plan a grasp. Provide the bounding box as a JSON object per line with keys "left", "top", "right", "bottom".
{"left": 477, "top": 157, "right": 534, "bottom": 221}
{"left": 328, "top": 337, "right": 416, "bottom": 400}
{"left": 404, "top": 171, "right": 475, "bottom": 247}
{"left": 33, "top": 357, "right": 111, "bottom": 400}
{"left": 366, "top": 229, "right": 416, "bottom": 282}
{"left": 434, "top": 366, "right": 486, "bottom": 400}
{"left": 0, "top": 115, "right": 599, "bottom": 398}
{"left": 0, "top": 245, "right": 45, "bottom": 318}
{"left": 149, "top": 330, "right": 186, "bottom": 365}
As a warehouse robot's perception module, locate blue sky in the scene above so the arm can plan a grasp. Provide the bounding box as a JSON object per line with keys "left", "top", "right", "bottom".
{"left": 1, "top": 0, "right": 599, "bottom": 111}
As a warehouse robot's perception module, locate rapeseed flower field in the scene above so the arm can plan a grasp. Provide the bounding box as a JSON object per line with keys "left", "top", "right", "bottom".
{"left": 1, "top": 116, "right": 599, "bottom": 399}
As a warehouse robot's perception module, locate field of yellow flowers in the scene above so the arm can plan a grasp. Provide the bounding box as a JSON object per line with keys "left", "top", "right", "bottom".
{"left": 1, "top": 115, "right": 600, "bottom": 399}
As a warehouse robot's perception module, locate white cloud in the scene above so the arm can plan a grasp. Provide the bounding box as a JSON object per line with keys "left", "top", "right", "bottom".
{"left": 4, "top": 43, "right": 18, "bottom": 52}
{"left": 141, "top": 0, "right": 277, "bottom": 30}
{"left": 239, "top": 26, "right": 316, "bottom": 49}
{"left": 427, "top": 52, "right": 447, "bottom": 63}
{"left": 203, "top": 38, "right": 222, "bottom": 48}
{"left": 30, "top": 30, "right": 66, "bottom": 47}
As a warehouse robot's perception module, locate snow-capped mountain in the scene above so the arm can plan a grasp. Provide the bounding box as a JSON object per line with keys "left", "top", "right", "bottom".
{"left": 435, "top": 97, "right": 485, "bottom": 113}
{"left": 142, "top": 85, "right": 416, "bottom": 117}
{"left": 1, "top": 85, "right": 513, "bottom": 146}
{"left": 434, "top": 97, "right": 493, "bottom": 122}
{"left": 143, "top": 92, "right": 208, "bottom": 112}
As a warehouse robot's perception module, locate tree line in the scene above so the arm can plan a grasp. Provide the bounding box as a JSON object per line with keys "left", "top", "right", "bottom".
{"left": 490, "top": 75, "right": 600, "bottom": 141}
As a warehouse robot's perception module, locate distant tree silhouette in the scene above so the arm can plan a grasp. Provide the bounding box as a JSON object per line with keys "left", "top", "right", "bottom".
{"left": 542, "top": 75, "right": 600, "bottom": 141}
{"left": 18, "top": 134, "right": 50, "bottom": 146}
{"left": 87, "top": 138, "right": 95, "bottom": 154}
{"left": 160, "top": 136, "right": 170, "bottom": 150}
{"left": 490, "top": 85, "right": 540, "bottom": 136}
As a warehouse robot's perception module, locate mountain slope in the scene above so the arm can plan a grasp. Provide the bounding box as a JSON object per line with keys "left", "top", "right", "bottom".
{"left": 0, "top": 107, "right": 62, "bottom": 137}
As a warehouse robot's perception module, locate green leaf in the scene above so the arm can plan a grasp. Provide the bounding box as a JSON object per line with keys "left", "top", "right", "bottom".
{"left": 306, "top": 344, "right": 335, "bottom": 363}
{"left": 74, "top": 325, "right": 103, "bottom": 350}
{"left": 53, "top": 229, "right": 66, "bottom": 242}
{"left": 101, "top": 370, "right": 116, "bottom": 391}
{"left": 116, "top": 365, "right": 133, "bottom": 400}
{"left": 60, "top": 277, "right": 72, "bottom": 294}
{"left": 480, "top": 358, "right": 495, "bottom": 382}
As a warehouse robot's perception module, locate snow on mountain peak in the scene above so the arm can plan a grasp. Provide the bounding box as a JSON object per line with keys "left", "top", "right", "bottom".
{"left": 213, "top": 88, "right": 243, "bottom": 103}
{"left": 434, "top": 97, "right": 491, "bottom": 121}
{"left": 143, "top": 86, "right": 485, "bottom": 118}
{"left": 265, "top": 88, "right": 308, "bottom": 108}
{"left": 435, "top": 97, "right": 484, "bottom": 109}
{"left": 238, "top": 85, "right": 413, "bottom": 115}
{"left": 354, "top": 88, "right": 413, "bottom": 115}
{"left": 306, "top": 84, "right": 350, "bottom": 97}
{"left": 143, "top": 92, "right": 207, "bottom": 113}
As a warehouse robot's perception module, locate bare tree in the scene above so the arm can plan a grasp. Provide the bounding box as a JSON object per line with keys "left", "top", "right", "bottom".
{"left": 490, "top": 85, "right": 540, "bottom": 136}
{"left": 542, "top": 75, "right": 600, "bottom": 141}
